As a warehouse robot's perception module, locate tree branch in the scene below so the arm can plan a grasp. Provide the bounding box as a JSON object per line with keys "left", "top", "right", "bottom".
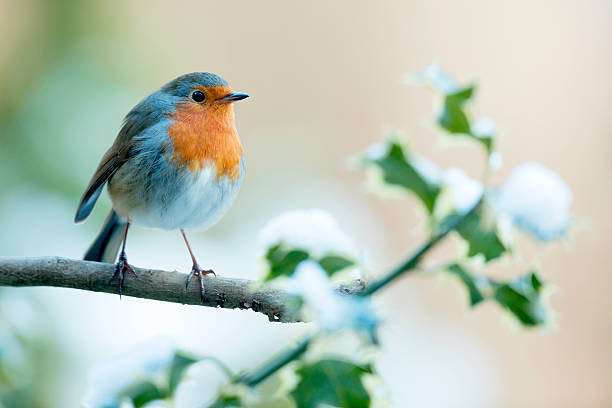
{"left": 0, "top": 256, "right": 364, "bottom": 322}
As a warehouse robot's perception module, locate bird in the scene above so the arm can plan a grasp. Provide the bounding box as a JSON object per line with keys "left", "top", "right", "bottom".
{"left": 74, "top": 72, "right": 249, "bottom": 301}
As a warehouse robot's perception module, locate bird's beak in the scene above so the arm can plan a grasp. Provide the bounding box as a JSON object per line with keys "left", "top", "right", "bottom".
{"left": 217, "top": 92, "right": 250, "bottom": 103}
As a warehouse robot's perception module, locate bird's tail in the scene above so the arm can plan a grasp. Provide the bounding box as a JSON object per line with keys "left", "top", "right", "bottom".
{"left": 84, "top": 210, "right": 126, "bottom": 263}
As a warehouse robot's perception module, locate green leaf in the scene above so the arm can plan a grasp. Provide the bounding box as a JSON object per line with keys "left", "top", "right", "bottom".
{"left": 447, "top": 263, "right": 485, "bottom": 306}
{"left": 438, "top": 86, "right": 474, "bottom": 135}
{"left": 318, "top": 255, "right": 355, "bottom": 276}
{"left": 168, "top": 351, "right": 199, "bottom": 394}
{"left": 530, "top": 272, "right": 543, "bottom": 292}
{"left": 455, "top": 207, "right": 506, "bottom": 262}
{"left": 474, "top": 133, "right": 493, "bottom": 153}
{"left": 208, "top": 395, "right": 243, "bottom": 408}
{"left": 420, "top": 66, "right": 495, "bottom": 151}
{"left": 435, "top": 82, "right": 494, "bottom": 152}
{"left": 291, "top": 359, "right": 372, "bottom": 408}
{"left": 494, "top": 271, "right": 547, "bottom": 326}
{"left": 263, "top": 244, "right": 356, "bottom": 282}
{"left": 264, "top": 244, "right": 309, "bottom": 281}
{"left": 366, "top": 141, "right": 440, "bottom": 213}
{"left": 445, "top": 263, "right": 548, "bottom": 327}
{"left": 120, "top": 380, "right": 166, "bottom": 408}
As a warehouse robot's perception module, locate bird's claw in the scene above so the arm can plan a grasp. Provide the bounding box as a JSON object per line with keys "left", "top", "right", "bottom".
{"left": 185, "top": 263, "right": 215, "bottom": 303}
{"left": 109, "top": 252, "right": 135, "bottom": 298}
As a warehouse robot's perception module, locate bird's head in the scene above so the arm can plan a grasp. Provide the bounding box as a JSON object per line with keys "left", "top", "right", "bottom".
{"left": 160, "top": 72, "right": 249, "bottom": 115}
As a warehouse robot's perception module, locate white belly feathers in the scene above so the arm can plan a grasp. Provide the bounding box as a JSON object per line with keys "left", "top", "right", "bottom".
{"left": 109, "top": 153, "right": 245, "bottom": 231}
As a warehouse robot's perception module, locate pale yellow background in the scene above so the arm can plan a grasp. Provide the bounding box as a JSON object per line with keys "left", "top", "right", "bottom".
{"left": 0, "top": 1, "right": 610, "bottom": 407}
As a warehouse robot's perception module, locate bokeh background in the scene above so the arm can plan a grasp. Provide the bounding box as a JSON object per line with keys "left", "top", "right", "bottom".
{"left": 1, "top": 0, "right": 610, "bottom": 407}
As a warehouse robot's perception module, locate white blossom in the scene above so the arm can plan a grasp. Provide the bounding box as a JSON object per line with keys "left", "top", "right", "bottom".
{"left": 82, "top": 338, "right": 176, "bottom": 408}
{"left": 493, "top": 162, "right": 572, "bottom": 240}
{"left": 258, "top": 209, "right": 355, "bottom": 259}
{"left": 443, "top": 168, "right": 483, "bottom": 214}
{"left": 287, "top": 261, "right": 378, "bottom": 335}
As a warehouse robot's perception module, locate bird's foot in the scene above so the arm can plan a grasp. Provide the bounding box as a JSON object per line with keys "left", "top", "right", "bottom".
{"left": 108, "top": 252, "right": 136, "bottom": 297}
{"left": 185, "top": 263, "right": 216, "bottom": 303}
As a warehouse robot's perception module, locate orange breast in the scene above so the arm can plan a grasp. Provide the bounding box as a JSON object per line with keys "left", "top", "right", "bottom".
{"left": 167, "top": 100, "right": 244, "bottom": 181}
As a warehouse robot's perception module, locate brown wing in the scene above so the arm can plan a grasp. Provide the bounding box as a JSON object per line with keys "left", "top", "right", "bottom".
{"left": 74, "top": 99, "right": 160, "bottom": 223}
{"left": 74, "top": 141, "right": 129, "bottom": 223}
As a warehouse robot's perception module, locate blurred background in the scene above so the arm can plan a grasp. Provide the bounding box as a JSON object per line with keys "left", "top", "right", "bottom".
{"left": 0, "top": 0, "right": 610, "bottom": 406}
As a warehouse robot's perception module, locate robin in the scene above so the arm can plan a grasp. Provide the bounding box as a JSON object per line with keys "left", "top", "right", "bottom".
{"left": 74, "top": 72, "right": 249, "bottom": 301}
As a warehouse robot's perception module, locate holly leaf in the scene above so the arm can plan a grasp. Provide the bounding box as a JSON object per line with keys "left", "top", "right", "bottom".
{"left": 494, "top": 271, "right": 547, "bottom": 326}
{"left": 291, "top": 359, "right": 372, "bottom": 408}
{"left": 438, "top": 85, "right": 493, "bottom": 152}
{"left": 168, "top": 351, "right": 198, "bottom": 393}
{"left": 263, "top": 244, "right": 309, "bottom": 281}
{"left": 365, "top": 141, "right": 441, "bottom": 213}
{"left": 447, "top": 263, "right": 485, "bottom": 306}
{"left": 439, "top": 86, "right": 474, "bottom": 135}
{"left": 454, "top": 207, "right": 506, "bottom": 262}
{"left": 445, "top": 265, "right": 548, "bottom": 327}
{"left": 418, "top": 65, "right": 494, "bottom": 152}
{"left": 106, "top": 350, "right": 200, "bottom": 407}
{"left": 208, "top": 395, "right": 243, "bottom": 408}
{"left": 120, "top": 381, "right": 165, "bottom": 408}
{"left": 318, "top": 255, "right": 355, "bottom": 276}
{"left": 263, "top": 244, "right": 356, "bottom": 281}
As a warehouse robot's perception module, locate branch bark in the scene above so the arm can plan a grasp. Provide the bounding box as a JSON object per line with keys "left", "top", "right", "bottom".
{"left": 0, "top": 257, "right": 364, "bottom": 322}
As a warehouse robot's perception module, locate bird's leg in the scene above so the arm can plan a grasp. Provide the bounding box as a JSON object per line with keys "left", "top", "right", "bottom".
{"left": 108, "top": 222, "right": 135, "bottom": 297}
{"left": 181, "top": 229, "right": 215, "bottom": 303}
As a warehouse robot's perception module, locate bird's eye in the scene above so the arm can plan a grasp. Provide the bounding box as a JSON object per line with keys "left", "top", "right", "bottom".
{"left": 191, "top": 91, "right": 205, "bottom": 102}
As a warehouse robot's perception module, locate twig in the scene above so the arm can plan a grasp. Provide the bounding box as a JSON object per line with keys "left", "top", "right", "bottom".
{"left": 238, "top": 336, "right": 312, "bottom": 386}
{"left": 360, "top": 203, "right": 480, "bottom": 296}
{"left": 0, "top": 256, "right": 364, "bottom": 323}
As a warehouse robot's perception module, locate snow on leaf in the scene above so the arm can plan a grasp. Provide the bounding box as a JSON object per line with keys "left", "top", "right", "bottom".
{"left": 82, "top": 338, "right": 176, "bottom": 408}
{"left": 470, "top": 117, "right": 496, "bottom": 151}
{"left": 287, "top": 261, "right": 378, "bottom": 338}
{"left": 259, "top": 209, "right": 356, "bottom": 260}
{"left": 442, "top": 167, "right": 484, "bottom": 215}
{"left": 488, "top": 152, "right": 503, "bottom": 171}
{"left": 168, "top": 352, "right": 199, "bottom": 394}
{"left": 471, "top": 117, "right": 496, "bottom": 139}
{"left": 363, "top": 138, "right": 487, "bottom": 217}
{"left": 493, "top": 162, "right": 572, "bottom": 240}
{"left": 416, "top": 64, "right": 460, "bottom": 94}
{"left": 82, "top": 339, "right": 198, "bottom": 408}
{"left": 493, "top": 271, "right": 548, "bottom": 326}
{"left": 363, "top": 140, "right": 391, "bottom": 161}
{"left": 363, "top": 140, "right": 441, "bottom": 213}
{"left": 259, "top": 209, "right": 357, "bottom": 281}
{"left": 411, "top": 155, "right": 443, "bottom": 186}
